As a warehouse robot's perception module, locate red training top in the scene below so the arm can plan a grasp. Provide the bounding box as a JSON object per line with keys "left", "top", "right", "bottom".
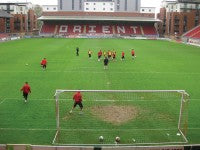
{"left": 99, "top": 51, "right": 102, "bottom": 56}
{"left": 131, "top": 50, "right": 135, "bottom": 55}
{"left": 122, "top": 52, "right": 125, "bottom": 56}
{"left": 41, "top": 59, "right": 47, "bottom": 65}
{"left": 98, "top": 51, "right": 101, "bottom": 56}
{"left": 21, "top": 84, "right": 31, "bottom": 94}
{"left": 73, "top": 92, "right": 82, "bottom": 103}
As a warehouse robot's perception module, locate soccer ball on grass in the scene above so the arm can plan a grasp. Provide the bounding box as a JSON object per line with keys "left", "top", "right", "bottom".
{"left": 99, "top": 136, "right": 104, "bottom": 142}
{"left": 115, "top": 136, "right": 120, "bottom": 143}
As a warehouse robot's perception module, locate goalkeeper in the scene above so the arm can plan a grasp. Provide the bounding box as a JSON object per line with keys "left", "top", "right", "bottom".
{"left": 70, "top": 91, "right": 83, "bottom": 114}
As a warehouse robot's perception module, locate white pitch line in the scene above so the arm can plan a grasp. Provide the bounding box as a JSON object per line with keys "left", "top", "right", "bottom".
{"left": 0, "top": 128, "right": 56, "bottom": 131}
{"left": 0, "top": 128, "right": 184, "bottom": 131}
{"left": 0, "top": 99, "right": 6, "bottom": 105}
{"left": 3, "top": 98, "right": 191, "bottom": 102}
{"left": 0, "top": 70, "right": 200, "bottom": 75}
{"left": 0, "top": 127, "right": 200, "bottom": 131}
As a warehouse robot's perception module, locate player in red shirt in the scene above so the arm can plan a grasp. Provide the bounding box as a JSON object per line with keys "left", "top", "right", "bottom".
{"left": 40, "top": 58, "right": 47, "bottom": 70}
{"left": 98, "top": 50, "right": 102, "bottom": 61}
{"left": 121, "top": 51, "right": 125, "bottom": 60}
{"left": 70, "top": 91, "right": 83, "bottom": 114}
{"left": 20, "top": 82, "right": 31, "bottom": 103}
{"left": 131, "top": 49, "right": 136, "bottom": 60}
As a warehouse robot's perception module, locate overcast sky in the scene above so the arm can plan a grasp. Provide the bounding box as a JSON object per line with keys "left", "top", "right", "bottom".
{"left": 0, "top": 0, "right": 162, "bottom": 12}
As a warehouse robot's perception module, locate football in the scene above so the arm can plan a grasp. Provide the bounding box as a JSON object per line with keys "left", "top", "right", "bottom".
{"left": 176, "top": 132, "right": 181, "bottom": 136}
{"left": 115, "top": 136, "right": 120, "bottom": 143}
{"left": 99, "top": 136, "right": 104, "bottom": 142}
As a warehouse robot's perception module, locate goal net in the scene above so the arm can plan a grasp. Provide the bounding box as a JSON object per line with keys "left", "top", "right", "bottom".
{"left": 53, "top": 90, "right": 189, "bottom": 145}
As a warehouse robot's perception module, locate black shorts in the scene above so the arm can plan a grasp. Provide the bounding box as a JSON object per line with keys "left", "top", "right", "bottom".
{"left": 74, "top": 101, "right": 83, "bottom": 109}
{"left": 104, "top": 63, "right": 108, "bottom": 66}
{"left": 98, "top": 55, "right": 101, "bottom": 59}
{"left": 132, "top": 54, "right": 135, "bottom": 56}
{"left": 122, "top": 56, "right": 125, "bottom": 59}
{"left": 42, "top": 65, "right": 46, "bottom": 68}
{"left": 89, "top": 54, "right": 91, "bottom": 57}
{"left": 23, "top": 92, "right": 28, "bottom": 100}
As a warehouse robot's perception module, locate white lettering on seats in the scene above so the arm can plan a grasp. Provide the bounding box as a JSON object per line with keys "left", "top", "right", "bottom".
{"left": 59, "top": 25, "right": 68, "bottom": 33}
{"left": 73, "top": 25, "right": 82, "bottom": 33}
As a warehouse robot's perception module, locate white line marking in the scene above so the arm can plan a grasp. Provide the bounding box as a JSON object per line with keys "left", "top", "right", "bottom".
{"left": 0, "top": 99, "right": 6, "bottom": 105}
{"left": 0, "top": 128, "right": 55, "bottom": 131}
{"left": 0, "top": 70, "right": 200, "bottom": 75}
{"left": 3, "top": 98, "right": 190, "bottom": 102}
{"left": 0, "top": 127, "right": 199, "bottom": 131}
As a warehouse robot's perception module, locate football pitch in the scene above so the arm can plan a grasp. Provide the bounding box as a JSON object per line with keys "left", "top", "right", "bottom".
{"left": 0, "top": 38, "right": 200, "bottom": 145}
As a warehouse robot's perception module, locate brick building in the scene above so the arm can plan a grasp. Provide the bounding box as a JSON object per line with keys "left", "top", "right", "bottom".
{"left": 158, "top": 0, "right": 200, "bottom": 37}
{"left": 0, "top": 10, "right": 13, "bottom": 33}
{"left": 0, "top": 2, "right": 37, "bottom": 33}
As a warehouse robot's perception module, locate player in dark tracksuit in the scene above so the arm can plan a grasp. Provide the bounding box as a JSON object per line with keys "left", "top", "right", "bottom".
{"left": 104, "top": 57, "right": 109, "bottom": 69}
{"left": 76, "top": 47, "right": 79, "bottom": 56}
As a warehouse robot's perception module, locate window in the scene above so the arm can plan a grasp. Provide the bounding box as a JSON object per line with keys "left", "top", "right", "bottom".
{"left": 86, "top": 8, "right": 89, "bottom": 10}
{"left": 94, "top": 8, "right": 96, "bottom": 10}
{"left": 142, "top": 9, "right": 144, "bottom": 11}
{"left": 72, "top": 0, "right": 74, "bottom": 10}
{"left": 103, "top": 8, "right": 105, "bottom": 10}
{"left": 53, "top": 8, "right": 56, "bottom": 10}
{"left": 135, "top": 0, "right": 138, "bottom": 11}
{"left": 86, "top": 3, "right": 89, "bottom": 5}
{"left": 79, "top": 0, "right": 82, "bottom": 10}
{"left": 60, "top": 0, "right": 62, "bottom": 10}
{"left": 110, "top": 3, "right": 113, "bottom": 5}
{"left": 20, "top": 7, "right": 23, "bottom": 11}
{"left": 103, "top": 3, "right": 105, "bottom": 5}
{"left": 149, "top": 9, "right": 151, "bottom": 12}
{"left": 124, "top": 0, "right": 127, "bottom": 11}
{"left": 93, "top": 3, "right": 96, "bottom": 5}
{"left": 117, "top": 0, "right": 120, "bottom": 11}
{"left": 47, "top": 8, "right": 49, "bottom": 10}
{"left": 110, "top": 8, "right": 113, "bottom": 11}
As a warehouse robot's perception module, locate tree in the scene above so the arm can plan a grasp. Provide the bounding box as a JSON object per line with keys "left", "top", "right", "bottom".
{"left": 34, "top": 5, "right": 43, "bottom": 29}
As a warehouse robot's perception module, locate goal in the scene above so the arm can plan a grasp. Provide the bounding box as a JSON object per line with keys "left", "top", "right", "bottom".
{"left": 52, "top": 90, "right": 189, "bottom": 145}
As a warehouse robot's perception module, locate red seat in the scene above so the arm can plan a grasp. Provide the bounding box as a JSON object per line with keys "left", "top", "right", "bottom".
{"left": 40, "top": 24, "right": 56, "bottom": 34}
{"left": 40, "top": 23, "right": 157, "bottom": 36}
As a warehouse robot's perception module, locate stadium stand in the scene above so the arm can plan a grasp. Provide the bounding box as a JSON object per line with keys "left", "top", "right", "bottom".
{"left": 39, "top": 11, "right": 159, "bottom": 37}
{"left": 0, "top": 33, "right": 9, "bottom": 41}
{"left": 182, "top": 24, "right": 200, "bottom": 46}
{"left": 0, "top": 33, "right": 8, "bottom": 38}
{"left": 183, "top": 25, "right": 200, "bottom": 39}
{"left": 40, "top": 24, "right": 157, "bottom": 36}
{"left": 40, "top": 23, "right": 56, "bottom": 35}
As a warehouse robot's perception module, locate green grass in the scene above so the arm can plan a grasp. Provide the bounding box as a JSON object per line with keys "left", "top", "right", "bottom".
{"left": 0, "top": 38, "right": 200, "bottom": 145}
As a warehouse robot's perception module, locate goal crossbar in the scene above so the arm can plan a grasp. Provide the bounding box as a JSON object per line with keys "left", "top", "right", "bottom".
{"left": 55, "top": 90, "right": 188, "bottom": 96}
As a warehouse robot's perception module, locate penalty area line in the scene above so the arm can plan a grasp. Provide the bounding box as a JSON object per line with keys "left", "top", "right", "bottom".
{"left": 3, "top": 98, "right": 189, "bottom": 102}
{"left": 1, "top": 127, "right": 200, "bottom": 131}
{"left": 3, "top": 98, "right": 200, "bottom": 102}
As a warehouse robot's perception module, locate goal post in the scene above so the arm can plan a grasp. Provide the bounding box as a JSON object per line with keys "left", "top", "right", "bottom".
{"left": 53, "top": 90, "right": 189, "bottom": 145}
